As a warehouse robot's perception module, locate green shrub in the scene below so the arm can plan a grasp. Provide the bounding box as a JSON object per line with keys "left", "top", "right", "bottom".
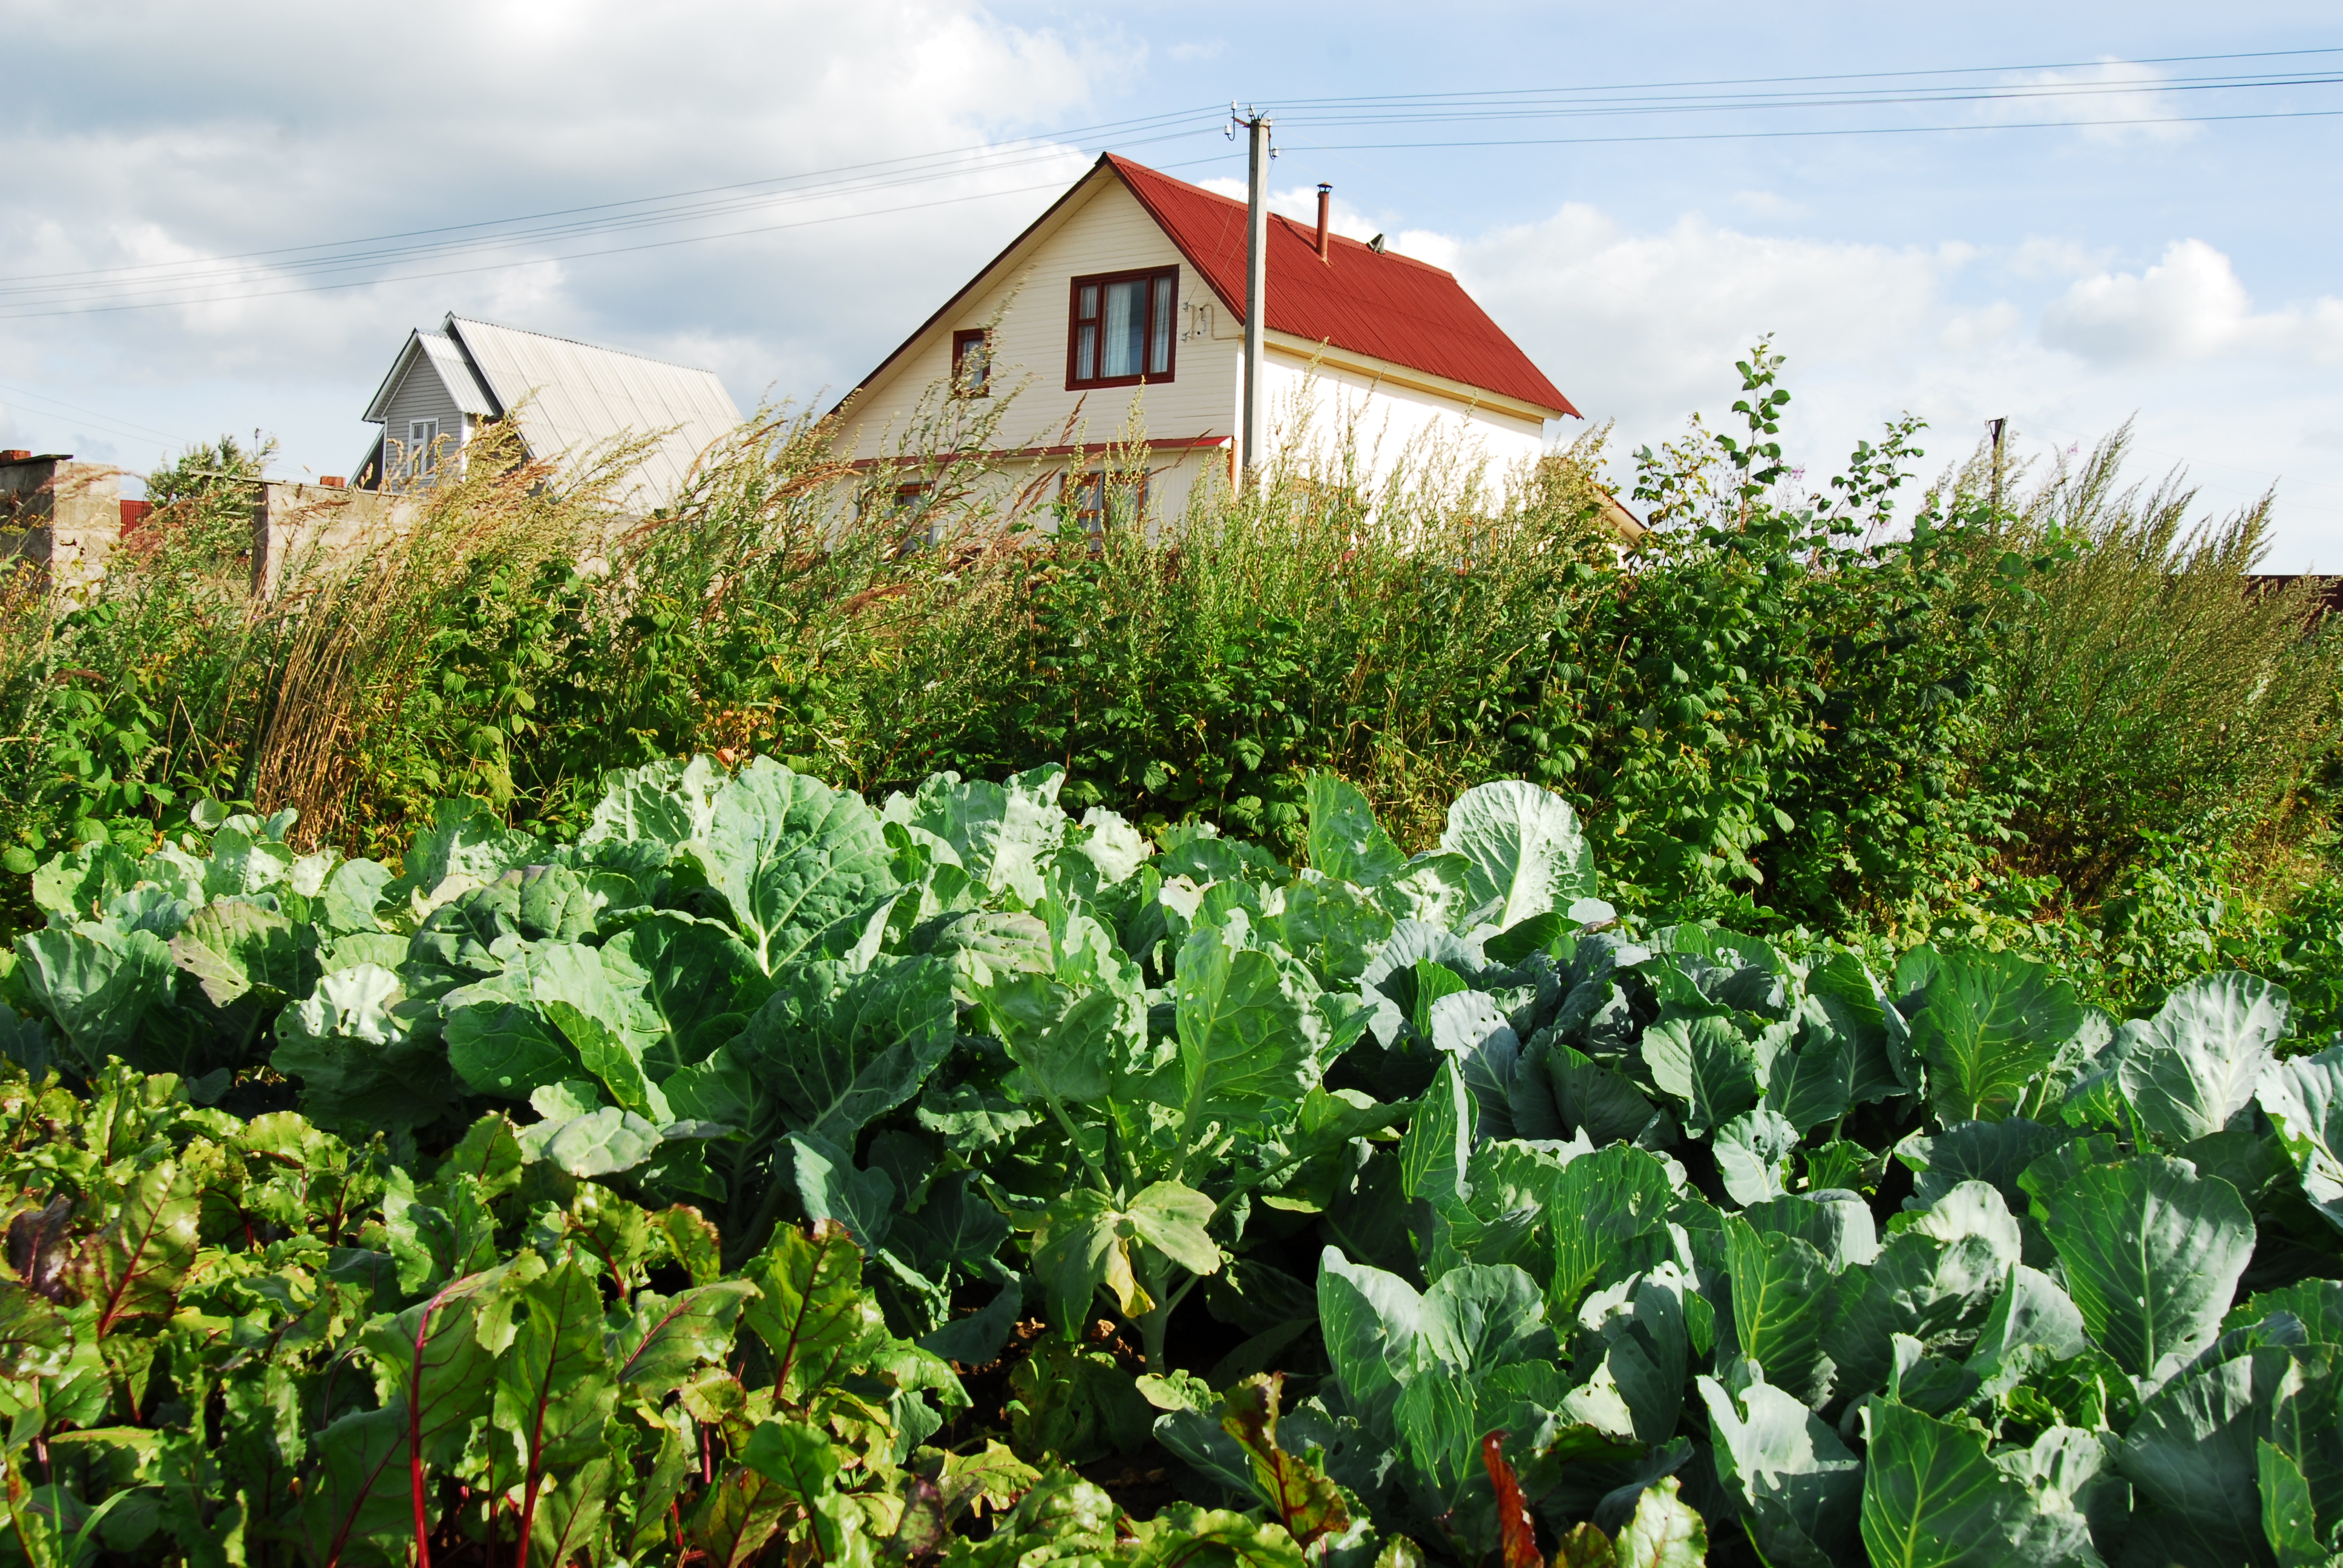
{"left": 3, "top": 759, "right": 2341, "bottom": 1565}
{"left": 6, "top": 351, "right": 2339, "bottom": 1031}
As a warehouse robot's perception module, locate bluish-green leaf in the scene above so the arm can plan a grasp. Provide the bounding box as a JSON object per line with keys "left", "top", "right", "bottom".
{"left": 272, "top": 963, "right": 458, "bottom": 1134}
{"left": 1437, "top": 780, "right": 1596, "bottom": 932}
{"left": 1417, "top": 1263, "right": 1551, "bottom": 1374}
{"left": 1860, "top": 1400, "right": 2096, "bottom": 1568}
{"left": 2256, "top": 1046, "right": 2343, "bottom": 1235}
{"left": 1316, "top": 1248, "right": 1423, "bottom": 1437}
{"left": 1907, "top": 950, "right": 2081, "bottom": 1124}
{"left": 1173, "top": 911, "right": 1326, "bottom": 1140}
{"left": 1642, "top": 1004, "right": 1760, "bottom": 1138}
{"left": 17, "top": 926, "right": 176, "bottom": 1073}
{"left": 1724, "top": 1213, "right": 1837, "bottom": 1406}
{"left": 785, "top": 1132, "right": 894, "bottom": 1252}
{"left": 2117, "top": 972, "right": 2290, "bottom": 1148}
{"left": 1699, "top": 1371, "right": 1862, "bottom": 1568}
{"left": 882, "top": 766, "right": 1067, "bottom": 904}
{"left": 685, "top": 759, "right": 897, "bottom": 975}
{"left": 1305, "top": 773, "right": 1407, "bottom": 889}
{"left": 1716, "top": 1105, "right": 1800, "bottom": 1207}
{"left": 739, "top": 952, "right": 955, "bottom": 1145}
{"left": 2024, "top": 1151, "right": 2254, "bottom": 1384}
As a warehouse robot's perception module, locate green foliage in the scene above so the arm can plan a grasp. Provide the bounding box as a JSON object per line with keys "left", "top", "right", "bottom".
{"left": 13, "top": 758, "right": 2338, "bottom": 1566}
{"left": 8, "top": 342, "right": 2343, "bottom": 1564}
{"left": 8, "top": 353, "right": 2342, "bottom": 1048}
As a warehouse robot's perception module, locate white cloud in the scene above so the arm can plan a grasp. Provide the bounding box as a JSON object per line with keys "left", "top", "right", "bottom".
{"left": 1432, "top": 206, "right": 2343, "bottom": 567}
{"left": 1938, "top": 301, "right": 2022, "bottom": 354}
{"left": 1454, "top": 205, "right": 1959, "bottom": 433}
{"left": 1985, "top": 60, "right": 2201, "bottom": 146}
{"left": 2042, "top": 240, "right": 2343, "bottom": 367}
{"left": 0, "top": 0, "right": 1124, "bottom": 470}
{"left": 1728, "top": 190, "right": 1809, "bottom": 221}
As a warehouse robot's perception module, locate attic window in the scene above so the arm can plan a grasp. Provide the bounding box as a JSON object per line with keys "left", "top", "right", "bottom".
{"left": 1067, "top": 267, "right": 1176, "bottom": 389}
{"left": 404, "top": 418, "right": 440, "bottom": 477}
{"left": 951, "top": 329, "right": 991, "bottom": 396}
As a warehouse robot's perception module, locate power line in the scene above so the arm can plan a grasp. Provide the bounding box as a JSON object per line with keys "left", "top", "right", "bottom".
{"left": 0, "top": 157, "right": 1238, "bottom": 322}
{"left": 8, "top": 44, "right": 2339, "bottom": 318}
{"left": 0, "top": 150, "right": 1100, "bottom": 307}
{"left": 0, "top": 129, "right": 1218, "bottom": 309}
{"left": 1282, "top": 106, "right": 2343, "bottom": 154}
{"left": 0, "top": 105, "right": 1224, "bottom": 289}
{"left": 1267, "top": 71, "right": 2343, "bottom": 129}
{"left": 1257, "top": 44, "right": 2343, "bottom": 106}
{"left": 0, "top": 379, "right": 194, "bottom": 449}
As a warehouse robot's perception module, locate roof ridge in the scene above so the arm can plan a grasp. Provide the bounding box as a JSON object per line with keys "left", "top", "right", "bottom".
{"left": 839, "top": 151, "right": 1574, "bottom": 419}
{"left": 445, "top": 314, "right": 724, "bottom": 379}
{"left": 1106, "top": 153, "right": 1458, "bottom": 277}
{"left": 1104, "top": 152, "right": 1572, "bottom": 415}
{"left": 1263, "top": 210, "right": 1453, "bottom": 276}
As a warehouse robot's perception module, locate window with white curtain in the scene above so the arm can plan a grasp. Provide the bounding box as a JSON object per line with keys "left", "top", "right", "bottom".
{"left": 1067, "top": 267, "right": 1177, "bottom": 388}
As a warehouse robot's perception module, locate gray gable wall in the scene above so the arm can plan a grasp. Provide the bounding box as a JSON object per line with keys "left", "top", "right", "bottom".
{"left": 356, "top": 318, "right": 741, "bottom": 509}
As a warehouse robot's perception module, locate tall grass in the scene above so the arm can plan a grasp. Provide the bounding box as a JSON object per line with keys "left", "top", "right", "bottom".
{"left": 5, "top": 361, "right": 2339, "bottom": 1011}
{"left": 1962, "top": 425, "right": 2341, "bottom": 904}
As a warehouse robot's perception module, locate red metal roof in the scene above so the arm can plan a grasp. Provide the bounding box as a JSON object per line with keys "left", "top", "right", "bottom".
{"left": 1106, "top": 154, "right": 1578, "bottom": 419}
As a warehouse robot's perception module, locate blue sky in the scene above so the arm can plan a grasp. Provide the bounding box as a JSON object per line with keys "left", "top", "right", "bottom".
{"left": 5, "top": 2, "right": 2342, "bottom": 561}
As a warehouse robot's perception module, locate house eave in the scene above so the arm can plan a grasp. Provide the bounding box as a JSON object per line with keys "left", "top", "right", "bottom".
{"left": 830, "top": 154, "right": 1123, "bottom": 420}
{"left": 360, "top": 331, "right": 430, "bottom": 425}
{"left": 1262, "top": 330, "right": 1568, "bottom": 423}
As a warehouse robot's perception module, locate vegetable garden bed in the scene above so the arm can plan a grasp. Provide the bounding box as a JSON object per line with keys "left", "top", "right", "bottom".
{"left": 1, "top": 758, "right": 2339, "bottom": 1567}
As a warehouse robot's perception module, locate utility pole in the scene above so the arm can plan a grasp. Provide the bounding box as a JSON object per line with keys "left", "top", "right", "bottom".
{"left": 1234, "top": 105, "right": 1272, "bottom": 484}
{"left": 1986, "top": 417, "right": 2007, "bottom": 517}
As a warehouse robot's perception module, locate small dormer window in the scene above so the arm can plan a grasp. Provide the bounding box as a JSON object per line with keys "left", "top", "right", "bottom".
{"left": 1067, "top": 267, "right": 1176, "bottom": 389}
{"left": 952, "top": 329, "right": 991, "bottom": 396}
{"left": 405, "top": 418, "right": 439, "bottom": 477}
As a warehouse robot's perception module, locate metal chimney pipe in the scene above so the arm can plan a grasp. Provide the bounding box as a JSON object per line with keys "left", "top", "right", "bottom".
{"left": 1316, "top": 183, "right": 1332, "bottom": 261}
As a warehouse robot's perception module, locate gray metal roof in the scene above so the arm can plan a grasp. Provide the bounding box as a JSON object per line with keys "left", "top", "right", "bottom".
{"left": 360, "top": 328, "right": 495, "bottom": 423}
{"left": 445, "top": 315, "right": 741, "bottom": 511}
{"left": 421, "top": 332, "right": 498, "bottom": 416}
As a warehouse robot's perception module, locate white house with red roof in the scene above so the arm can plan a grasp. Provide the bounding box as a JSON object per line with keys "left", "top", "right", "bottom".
{"left": 837, "top": 154, "right": 1579, "bottom": 531}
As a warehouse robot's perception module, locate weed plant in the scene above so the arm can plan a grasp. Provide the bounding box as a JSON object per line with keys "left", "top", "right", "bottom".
{"left": 4, "top": 350, "right": 2339, "bottom": 1021}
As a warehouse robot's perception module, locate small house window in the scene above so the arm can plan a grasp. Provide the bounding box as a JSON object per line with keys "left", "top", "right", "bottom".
{"left": 951, "top": 330, "right": 991, "bottom": 396}
{"left": 405, "top": 418, "right": 440, "bottom": 477}
{"left": 1067, "top": 268, "right": 1176, "bottom": 389}
{"left": 886, "top": 481, "right": 938, "bottom": 554}
{"left": 1062, "top": 469, "right": 1148, "bottom": 535}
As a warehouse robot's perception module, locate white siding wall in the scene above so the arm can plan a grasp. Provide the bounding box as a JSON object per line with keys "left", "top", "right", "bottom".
{"left": 1260, "top": 351, "right": 1547, "bottom": 506}
{"left": 842, "top": 173, "right": 1547, "bottom": 529}
{"left": 844, "top": 180, "right": 1242, "bottom": 480}
{"left": 378, "top": 364, "right": 470, "bottom": 486}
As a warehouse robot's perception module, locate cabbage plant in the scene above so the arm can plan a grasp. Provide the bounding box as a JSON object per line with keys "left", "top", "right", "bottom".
{"left": 2, "top": 757, "right": 2339, "bottom": 1567}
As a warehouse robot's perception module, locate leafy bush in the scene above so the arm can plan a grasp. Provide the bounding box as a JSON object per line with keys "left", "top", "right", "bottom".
{"left": 4, "top": 758, "right": 2340, "bottom": 1566}
{"left": 10, "top": 353, "right": 2341, "bottom": 1032}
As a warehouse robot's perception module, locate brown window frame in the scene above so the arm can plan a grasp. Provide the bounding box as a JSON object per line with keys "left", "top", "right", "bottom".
{"left": 883, "top": 480, "right": 938, "bottom": 555}
{"left": 951, "top": 328, "right": 991, "bottom": 397}
{"left": 1066, "top": 267, "right": 1178, "bottom": 390}
{"left": 1061, "top": 468, "right": 1149, "bottom": 535}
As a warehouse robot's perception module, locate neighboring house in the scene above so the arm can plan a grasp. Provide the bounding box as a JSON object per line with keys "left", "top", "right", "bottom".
{"left": 836, "top": 153, "right": 1581, "bottom": 529}
{"left": 355, "top": 314, "right": 742, "bottom": 512}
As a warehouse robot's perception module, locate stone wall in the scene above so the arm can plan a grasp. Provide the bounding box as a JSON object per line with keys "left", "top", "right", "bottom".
{"left": 250, "top": 481, "right": 419, "bottom": 598}
{"left": 0, "top": 454, "right": 125, "bottom": 596}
